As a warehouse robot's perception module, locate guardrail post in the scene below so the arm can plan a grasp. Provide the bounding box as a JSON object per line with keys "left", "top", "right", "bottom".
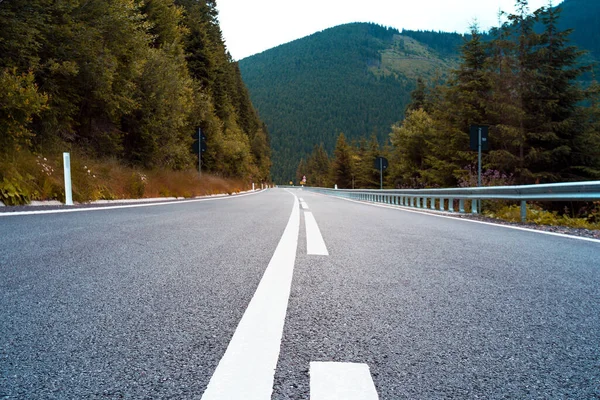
{"left": 459, "top": 199, "right": 465, "bottom": 213}
{"left": 521, "top": 201, "right": 527, "bottom": 222}
{"left": 431, "top": 198, "right": 436, "bottom": 210}
{"left": 440, "top": 199, "right": 445, "bottom": 211}
{"left": 448, "top": 198, "right": 454, "bottom": 212}
{"left": 472, "top": 199, "right": 478, "bottom": 214}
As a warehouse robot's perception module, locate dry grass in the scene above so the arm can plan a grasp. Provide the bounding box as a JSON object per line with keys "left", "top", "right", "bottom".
{"left": 0, "top": 149, "right": 254, "bottom": 205}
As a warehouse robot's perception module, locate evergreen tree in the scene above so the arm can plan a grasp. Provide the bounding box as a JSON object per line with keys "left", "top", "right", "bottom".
{"left": 389, "top": 109, "right": 435, "bottom": 188}
{"left": 354, "top": 135, "right": 381, "bottom": 188}
{"left": 425, "top": 25, "right": 491, "bottom": 186}
{"left": 305, "top": 143, "right": 331, "bottom": 187}
{"left": 330, "top": 133, "right": 354, "bottom": 189}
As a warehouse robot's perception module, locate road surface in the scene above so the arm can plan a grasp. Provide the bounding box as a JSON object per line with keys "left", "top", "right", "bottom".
{"left": 1, "top": 188, "right": 599, "bottom": 399}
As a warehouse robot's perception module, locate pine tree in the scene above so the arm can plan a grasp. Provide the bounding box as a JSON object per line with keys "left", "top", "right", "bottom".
{"left": 526, "top": 4, "right": 591, "bottom": 181}
{"left": 330, "top": 133, "right": 354, "bottom": 189}
{"left": 305, "top": 143, "right": 330, "bottom": 187}
{"left": 389, "top": 109, "right": 435, "bottom": 188}
{"left": 424, "top": 25, "right": 490, "bottom": 186}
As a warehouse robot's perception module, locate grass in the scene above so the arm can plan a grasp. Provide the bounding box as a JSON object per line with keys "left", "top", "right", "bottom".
{"left": 0, "top": 149, "right": 254, "bottom": 205}
{"left": 484, "top": 203, "right": 600, "bottom": 231}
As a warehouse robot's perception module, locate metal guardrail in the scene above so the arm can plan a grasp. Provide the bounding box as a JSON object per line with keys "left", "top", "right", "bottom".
{"left": 300, "top": 181, "right": 600, "bottom": 222}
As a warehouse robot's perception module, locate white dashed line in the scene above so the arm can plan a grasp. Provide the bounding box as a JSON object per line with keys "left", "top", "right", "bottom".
{"left": 310, "top": 362, "right": 379, "bottom": 400}
{"left": 304, "top": 211, "right": 329, "bottom": 255}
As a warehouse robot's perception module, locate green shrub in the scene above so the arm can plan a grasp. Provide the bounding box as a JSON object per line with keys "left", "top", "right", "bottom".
{"left": 128, "top": 172, "right": 146, "bottom": 198}
{"left": 0, "top": 176, "right": 31, "bottom": 205}
{"left": 486, "top": 204, "right": 600, "bottom": 230}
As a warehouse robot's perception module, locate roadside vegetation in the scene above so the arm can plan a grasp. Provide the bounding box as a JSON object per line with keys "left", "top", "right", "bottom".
{"left": 0, "top": 0, "right": 271, "bottom": 206}
{"left": 294, "top": 1, "right": 600, "bottom": 229}
{"left": 0, "top": 149, "right": 250, "bottom": 206}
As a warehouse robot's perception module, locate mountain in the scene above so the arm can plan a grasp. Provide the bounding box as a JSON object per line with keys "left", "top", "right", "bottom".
{"left": 558, "top": 0, "right": 600, "bottom": 60}
{"left": 239, "top": 23, "right": 463, "bottom": 183}
{"left": 239, "top": 0, "right": 599, "bottom": 184}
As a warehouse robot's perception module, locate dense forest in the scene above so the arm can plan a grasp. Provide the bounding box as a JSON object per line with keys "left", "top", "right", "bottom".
{"left": 0, "top": 0, "right": 271, "bottom": 189}
{"left": 296, "top": 0, "right": 600, "bottom": 190}
{"left": 239, "top": 23, "right": 457, "bottom": 183}
{"left": 241, "top": 0, "right": 599, "bottom": 184}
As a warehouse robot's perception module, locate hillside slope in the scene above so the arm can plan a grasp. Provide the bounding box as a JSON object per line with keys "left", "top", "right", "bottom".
{"left": 240, "top": 0, "right": 598, "bottom": 184}
{"left": 239, "top": 23, "right": 460, "bottom": 183}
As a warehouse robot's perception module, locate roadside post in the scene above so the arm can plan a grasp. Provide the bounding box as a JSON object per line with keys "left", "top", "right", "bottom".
{"left": 63, "top": 152, "right": 73, "bottom": 206}
{"left": 470, "top": 125, "right": 489, "bottom": 213}
{"left": 374, "top": 156, "right": 389, "bottom": 190}
{"left": 197, "top": 128, "right": 207, "bottom": 176}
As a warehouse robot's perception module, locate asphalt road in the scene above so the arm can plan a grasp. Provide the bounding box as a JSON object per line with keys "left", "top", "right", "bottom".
{"left": 1, "top": 188, "right": 599, "bottom": 399}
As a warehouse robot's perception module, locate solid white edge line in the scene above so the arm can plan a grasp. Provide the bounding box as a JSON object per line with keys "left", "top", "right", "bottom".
{"left": 200, "top": 190, "right": 299, "bottom": 400}
{"left": 0, "top": 190, "right": 267, "bottom": 217}
{"left": 304, "top": 211, "right": 329, "bottom": 255}
{"left": 310, "top": 362, "right": 379, "bottom": 400}
{"left": 310, "top": 193, "right": 600, "bottom": 245}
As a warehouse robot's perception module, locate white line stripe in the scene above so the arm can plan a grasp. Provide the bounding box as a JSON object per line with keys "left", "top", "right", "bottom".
{"left": 301, "top": 201, "right": 309, "bottom": 209}
{"left": 310, "top": 362, "right": 379, "bottom": 400}
{"left": 304, "top": 211, "right": 329, "bottom": 255}
{"left": 314, "top": 194, "right": 600, "bottom": 245}
{"left": 0, "top": 190, "right": 266, "bottom": 217}
{"left": 201, "top": 191, "right": 299, "bottom": 400}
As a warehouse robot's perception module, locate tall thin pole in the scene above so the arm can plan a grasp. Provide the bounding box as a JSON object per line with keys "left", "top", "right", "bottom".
{"left": 198, "top": 128, "right": 202, "bottom": 176}
{"left": 380, "top": 158, "right": 383, "bottom": 190}
{"left": 478, "top": 127, "right": 482, "bottom": 213}
{"left": 478, "top": 127, "right": 482, "bottom": 188}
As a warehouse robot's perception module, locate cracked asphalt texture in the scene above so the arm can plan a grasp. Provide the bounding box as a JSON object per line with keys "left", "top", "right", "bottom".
{"left": 1, "top": 188, "right": 599, "bottom": 399}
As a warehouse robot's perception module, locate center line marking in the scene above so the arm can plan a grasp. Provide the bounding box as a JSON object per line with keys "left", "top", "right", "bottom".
{"left": 201, "top": 191, "right": 299, "bottom": 400}
{"left": 304, "top": 211, "right": 329, "bottom": 255}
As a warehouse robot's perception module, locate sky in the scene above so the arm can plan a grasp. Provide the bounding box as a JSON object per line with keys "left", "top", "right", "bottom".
{"left": 216, "top": 0, "right": 556, "bottom": 60}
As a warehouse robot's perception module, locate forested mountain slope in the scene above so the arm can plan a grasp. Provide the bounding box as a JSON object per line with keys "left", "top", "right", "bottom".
{"left": 239, "top": 23, "right": 461, "bottom": 183}
{"left": 240, "top": 0, "right": 598, "bottom": 184}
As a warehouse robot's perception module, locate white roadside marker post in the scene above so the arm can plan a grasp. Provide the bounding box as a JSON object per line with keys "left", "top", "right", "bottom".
{"left": 63, "top": 152, "right": 73, "bottom": 206}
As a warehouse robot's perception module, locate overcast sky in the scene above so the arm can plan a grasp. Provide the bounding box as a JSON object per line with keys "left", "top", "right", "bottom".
{"left": 216, "top": 0, "right": 557, "bottom": 60}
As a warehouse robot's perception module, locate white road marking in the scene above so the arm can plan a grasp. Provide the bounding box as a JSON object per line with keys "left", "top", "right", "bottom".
{"left": 201, "top": 192, "right": 299, "bottom": 400}
{"left": 310, "top": 362, "right": 379, "bottom": 400}
{"left": 301, "top": 201, "right": 309, "bottom": 209}
{"left": 0, "top": 190, "right": 266, "bottom": 217}
{"left": 315, "top": 193, "right": 600, "bottom": 245}
{"left": 304, "top": 211, "right": 329, "bottom": 255}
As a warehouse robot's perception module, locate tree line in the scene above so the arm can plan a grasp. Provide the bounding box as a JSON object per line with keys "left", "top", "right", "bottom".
{"left": 0, "top": 0, "right": 271, "bottom": 181}
{"left": 297, "top": 1, "right": 600, "bottom": 189}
